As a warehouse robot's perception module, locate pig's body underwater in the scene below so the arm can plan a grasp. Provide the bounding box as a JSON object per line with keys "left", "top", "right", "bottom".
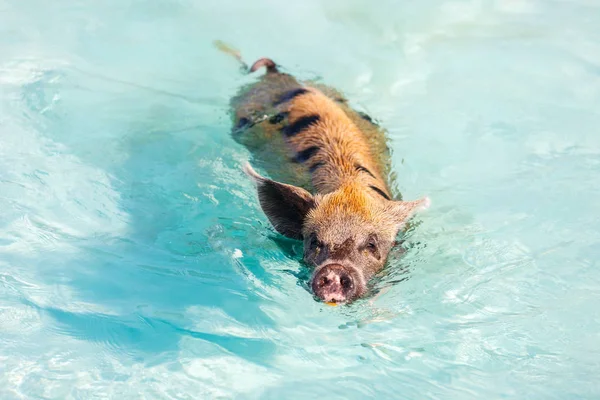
{"left": 220, "top": 43, "right": 430, "bottom": 304}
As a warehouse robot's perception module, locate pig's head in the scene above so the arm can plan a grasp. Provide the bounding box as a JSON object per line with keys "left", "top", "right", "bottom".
{"left": 244, "top": 163, "right": 429, "bottom": 304}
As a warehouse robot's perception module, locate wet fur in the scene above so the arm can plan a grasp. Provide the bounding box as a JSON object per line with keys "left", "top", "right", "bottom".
{"left": 229, "top": 62, "right": 397, "bottom": 197}
{"left": 220, "top": 42, "right": 429, "bottom": 303}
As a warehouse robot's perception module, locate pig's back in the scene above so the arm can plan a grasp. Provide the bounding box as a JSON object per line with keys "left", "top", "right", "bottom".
{"left": 230, "top": 73, "right": 398, "bottom": 197}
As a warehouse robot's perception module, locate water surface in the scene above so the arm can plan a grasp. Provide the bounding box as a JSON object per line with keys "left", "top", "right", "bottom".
{"left": 1, "top": 0, "right": 599, "bottom": 398}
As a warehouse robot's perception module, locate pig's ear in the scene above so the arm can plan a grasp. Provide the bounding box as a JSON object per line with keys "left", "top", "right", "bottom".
{"left": 243, "top": 162, "right": 315, "bottom": 240}
{"left": 390, "top": 196, "right": 431, "bottom": 228}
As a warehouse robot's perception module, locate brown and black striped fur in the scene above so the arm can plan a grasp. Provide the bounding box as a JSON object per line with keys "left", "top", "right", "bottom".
{"left": 219, "top": 42, "right": 429, "bottom": 304}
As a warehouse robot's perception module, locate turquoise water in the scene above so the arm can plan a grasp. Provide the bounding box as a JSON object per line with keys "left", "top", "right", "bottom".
{"left": 1, "top": 0, "right": 599, "bottom": 398}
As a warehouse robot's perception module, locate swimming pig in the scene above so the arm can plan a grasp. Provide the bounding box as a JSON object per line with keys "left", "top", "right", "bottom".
{"left": 218, "top": 42, "right": 430, "bottom": 304}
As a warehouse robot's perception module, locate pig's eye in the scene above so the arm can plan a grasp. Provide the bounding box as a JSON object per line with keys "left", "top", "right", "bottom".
{"left": 366, "top": 241, "right": 377, "bottom": 252}
{"left": 309, "top": 234, "right": 323, "bottom": 252}
{"left": 365, "top": 235, "right": 379, "bottom": 258}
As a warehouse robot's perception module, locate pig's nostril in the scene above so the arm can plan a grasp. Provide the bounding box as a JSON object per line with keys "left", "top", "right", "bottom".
{"left": 320, "top": 276, "right": 329, "bottom": 286}
{"left": 340, "top": 275, "right": 352, "bottom": 290}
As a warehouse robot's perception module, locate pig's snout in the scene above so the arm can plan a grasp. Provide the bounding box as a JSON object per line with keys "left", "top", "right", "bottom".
{"left": 311, "top": 264, "right": 357, "bottom": 303}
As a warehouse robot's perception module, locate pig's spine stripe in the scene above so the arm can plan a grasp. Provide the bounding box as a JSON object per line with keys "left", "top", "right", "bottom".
{"left": 269, "top": 112, "right": 288, "bottom": 124}
{"left": 355, "top": 164, "right": 376, "bottom": 179}
{"left": 369, "top": 185, "right": 391, "bottom": 200}
{"left": 282, "top": 115, "right": 320, "bottom": 137}
{"left": 309, "top": 162, "right": 324, "bottom": 173}
{"left": 273, "top": 88, "right": 309, "bottom": 106}
{"left": 234, "top": 117, "right": 253, "bottom": 133}
{"left": 294, "top": 146, "right": 320, "bottom": 163}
